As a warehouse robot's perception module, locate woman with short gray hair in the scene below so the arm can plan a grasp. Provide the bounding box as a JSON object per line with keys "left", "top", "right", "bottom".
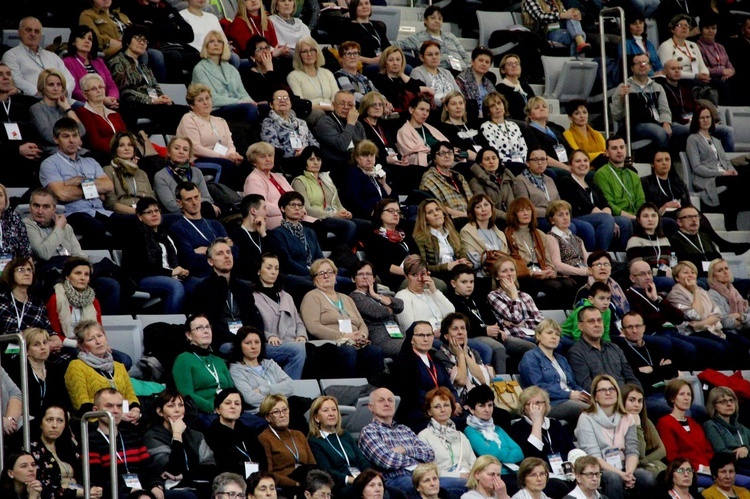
{"left": 76, "top": 73, "right": 128, "bottom": 157}
{"left": 212, "top": 472, "right": 247, "bottom": 499}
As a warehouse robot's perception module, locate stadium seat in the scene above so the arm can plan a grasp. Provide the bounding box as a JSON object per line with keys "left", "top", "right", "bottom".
{"left": 725, "top": 107, "right": 750, "bottom": 152}
{"left": 319, "top": 378, "right": 369, "bottom": 392}
{"left": 2, "top": 30, "right": 21, "bottom": 48}
{"left": 541, "top": 56, "right": 598, "bottom": 103}
{"left": 102, "top": 315, "right": 144, "bottom": 365}
{"left": 541, "top": 310, "right": 568, "bottom": 324}
{"left": 476, "top": 11, "right": 519, "bottom": 57}
{"left": 43, "top": 27, "right": 71, "bottom": 49}
{"left": 290, "top": 379, "right": 322, "bottom": 399}
{"left": 160, "top": 83, "right": 189, "bottom": 107}
{"left": 633, "top": 163, "right": 651, "bottom": 178}
{"left": 138, "top": 314, "right": 187, "bottom": 330}
{"left": 370, "top": 6, "right": 402, "bottom": 42}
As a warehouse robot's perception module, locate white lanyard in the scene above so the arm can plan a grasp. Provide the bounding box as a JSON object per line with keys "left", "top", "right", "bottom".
{"left": 26, "top": 49, "right": 45, "bottom": 70}
{"left": 418, "top": 126, "right": 428, "bottom": 145}
{"left": 270, "top": 427, "right": 300, "bottom": 462}
{"left": 365, "top": 121, "right": 386, "bottom": 146}
{"left": 608, "top": 165, "right": 633, "bottom": 201}
{"left": 625, "top": 340, "right": 653, "bottom": 366}
{"left": 571, "top": 175, "right": 594, "bottom": 204}
{"left": 183, "top": 216, "right": 215, "bottom": 242}
{"left": 11, "top": 294, "right": 27, "bottom": 330}
{"left": 646, "top": 234, "right": 661, "bottom": 262}
{"left": 415, "top": 292, "right": 442, "bottom": 322}
{"left": 656, "top": 177, "right": 675, "bottom": 200}
{"left": 305, "top": 72, "right": 325, "bottom": 98}
{"left": 208, "top": 117, "right": 222, "bottom": 143}
{"left": 242, "top": 226, "right": 262, "bottom": 253}
{"left": 677, "top": 231, "right": 705, "bottom": 255}
{"left": 1, "top": 98, "right": 11, "bottom": 122}
{"left": 193, "top": 352, "right": 220, "bottom": 387}
{"left": 325, "top": 434, "right": 351, "bottom": 466}
{"left": 97, "top": 429, "right": 129, "bottom": 472}
{"left": 629, "top": 287, "right": 660, "bottom": 311}
{"left": 536, "top": 178, "right": 550, "bottom": 201}
{"left": 57, "top": 153, "right": 93, "bottom": 179}
{"left": 358, "top": 22, "right": 381, "bottom": 46}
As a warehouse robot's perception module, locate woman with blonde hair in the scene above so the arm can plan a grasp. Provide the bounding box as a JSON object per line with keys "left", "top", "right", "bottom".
{"left": 413, "top": 198, "right": 470, "bottom": 283}
{"left": 523, "top": 96, "right": 571, "bottom": 174}
{"left": 307, "top": 395, "right": 372, "bottom": 495}
{"left": 269, "top": 0, "right": 312, "bottom": 56}
{"left": 707, "top": 258, "right": 750, "bottom": 333}
{"left": 487, "top": 255, "right": 544, "bottom": 340}
{"left": 228, "top": 0, "right": 288, "bottom": 57}
{"left": 576, "top": 375, "right": 655, "bottom": 499}
{"left": 462, "top": 455, "right": 512, "bottom": 499}
{"left": 371, "top": 46, "right": 430, "bottom": 115}
{"left": 30, "top": 69, "right": 85, "bottom": 155}
{"left": 287, "top": 37, "right": 338, "bottom": 123}
{"left": 412, "top": 462, "right": 460, "bottom": 499}
{"left": 437, "top": 91, "right": 481, "bottom": 163}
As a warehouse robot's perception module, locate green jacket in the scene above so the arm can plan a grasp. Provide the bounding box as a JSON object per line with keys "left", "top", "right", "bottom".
{"left": 593, "top": 162, "right": 646, "bottom": 216}
{"left": 173, "top": 350, "right": 234, "bottom": 413}
{"left": 561, "top": 298, "right": 612, "bottom": 342}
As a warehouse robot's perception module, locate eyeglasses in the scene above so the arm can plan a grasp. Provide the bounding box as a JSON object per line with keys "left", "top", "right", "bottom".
{"left": 370, "top": 102, "right": 384, "bottom": 108}
{"left": 527, "top": 472, "right": 548, "bottom": 479}
{"left": 316, "top": 270, "right": 336, "bottom": 277}
{"left": 286, "top": 202, "right": 304, "bottom": 208}
{"left": 591, "top": 262, "right": 611, "bottom": 268}
{"left": 335, "top": 100, "right": 355, "bottom": 107}
{"left": 191, "top": 324, "right": 212, "bottom": 333}
{"left": 528, "top": 157, "right": 547, "bottom": 163}
{"left": 382, "top": 208, "right": 402, "bottom": 215}
{"left": 255, "top": 45, "right": 272, "bottom": 52}
{"left": 15, "top": 267, "right": 33, "bottom": 274}
{"left": 269, "top": 407, "right": 289, "bottom": 417}
{"left": 716, "top": 398, "right": 736, "bottom": 405}
{"left": 435, "top": 150, "right": 453, "bottom": 157}
{"left": 631, "top": 271, "right": 652, "bottom": 278}
{"left": 274, "top": 95, "right": 290, "bottom": 102}
{"left": 675, "top": 23, "right": 691, "bottom": 28}
{"left": 299, "top": 48, "right": 318, "bottom": 55}
{"left": 580, "top": 472, "right": 602, "bottom": 479}
{"left": 504, "top": 61, "right": 520, "bottom": 67}
{"left": 677, "top": 214, "right": 700, "bottom": 220}
{"left": 596, "top": 387, "right": 617, "bottom": 394}
{"left": 132, "top": 35, "right": 148, "bottom": 44}
{"left": 141, "top": 208, "right": 160, "bottom": 216}
{"left": 355, "top": 272, "right": 373, "bottom": 277}
{"left": 217, "top": 492, "right": 244, "bottom": 499}
{"left": 343, "top": 51, "right": 360, "bottom": 57}
{"left": 312, "top": 493, "right": 332, "bottom": 499}
{"left": 676, "top": 468, "right": 694, "bottom": 475}
{"left": 413, "top": 333, "right": 434, "bottom": 338}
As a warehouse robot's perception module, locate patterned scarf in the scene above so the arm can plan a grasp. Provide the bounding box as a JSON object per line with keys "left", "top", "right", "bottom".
{"left": 110, "top": 158, "right": 139, "bottom": 192}
{"left": 281, "top": 220, "right": 311, "bottom": 265}
{"left": 63, "top": 279, "right": 96, "bottom": 308}
{"left": 426, "top": 417, "right": 461, "bottom": 444}
{"left": 466, "top": 414, "right": 501, "bottom": 445}
{"left": 78, "top": 349, "right": 115, "bottom": 373}
{"left": 376, "top": 226, "right": 405, "bottom": 243}
{"left": 166, "top": 160, "right": 192, "bottom": 182}
{"left": 523, "top": 168, "right": 547, "bottom": 192}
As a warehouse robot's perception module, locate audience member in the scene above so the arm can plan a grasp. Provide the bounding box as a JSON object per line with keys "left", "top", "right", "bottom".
{"left": 592, "top": 136, "right": 645, "bottom": 220}
{"left": 394, "top": 255, "right": 454, "bottom": 333}
{"left": 397, "top": 96, "right": 449, "bottom": 167}
{"left": 287, "top": 37, "right": 337, "bottom": 125}
{"left": 703, "top": 387, "right": 750, "bottom": 476}
{"left": 437, "top": 91, "right": 480, "bottom": 163}
{"left": 459, "top": 194, "right": 509, "bottom": 279}
{"left": 341, "top": 0, "right": 390, "bottom": 68}
{"left": 315, "top": 90, "right": 366, "bottom": 168}
{"left": 77, "top": 74, "right": 128, "bottom": 159}
{"left": 467, "top": 149, "right": 515, "bottom": 228}
{"left": 30, "top": 69, "right": 85, "bottom": 156}
{"left": 562, "top": 100, "right": 606, "bottom": 166}
{"left": 668, "top": 206, "right": 723, "bottom": 280}
{"left": 370, "top": 46, "right": 427, "bottom": 116}
{"left": 522, "top": 0, "right": 590, "bottom": 56}
{"left": 707, "top": 259, "right": 750, "bottom": 333}
{"left": 357, "top": 92, "right": 407, "bottom": 174}
{"left": 180, "top": 0, "right": 231, "bottom": 56}
{"left": 455, "top": 47, "right": 495, "bottom": 120}
{"left": 227, "top": 194, "right": 269, "bottom": 281}
{"left": 396, "top": 6, "right": 470, "bottom": 73}
{"left": 240, "top": 37, "right": 286, "bottom": 104}
{"left": 522, "top": 96, "right": 571, "bottom": 174}
{"left": 365, "top": 199, "right": 416, "bottom": 291}
{"left": 79, "top": 0, "right": 133, "bottom": 60}
{"left": 462, "top": 455, "right": 510, "bottom": 499}
{"left": 620, "top": 384, "right": 667, "bottom": 479}
{"left": 419, "top": 144, "right": 472, "bottom": 222}
{"left": 486, "top": 255, "right": 543, "bottom": 343}
{"left": 494, "top": 55, "right": 534, "bottom": 122}
{"left": 62, "top": 25, "right": 119, "bottom": 107}
{"left": 619, "top": 12, "right": 663, "bottom": 79}
{"left": 269, "top": 0, "right": 312, "bottom": 56}
{"left": 727, "top": 17, "right": 750, "bottom": 105}
{"left": 410, "top": 41, "right": 461, "bottom": 108}
{"left": 334, "top": 41, "right": 377, "bottom": 105}
{"left": 261, "top": 87, "right": 319, "bottom": 166}
{"left": 702, "top": 453, "right": 750, "bottom": 499}
{"left": 625, "top": 202, "right": 674, "bottom": 292}
{"left": 545, "top": 199, "right": 589, "bottom": 282}
{"left": 657, "top": 15, "right": 710, "bottom": 87}
{"left": 103, "top": 131, "right": 156, "bottom": 215}
{"left": 564, "top": 455, "right": 605, "bottom": 499}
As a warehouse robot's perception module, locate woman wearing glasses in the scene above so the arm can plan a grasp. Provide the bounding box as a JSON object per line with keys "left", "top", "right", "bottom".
{"left": 703, "top": 387, "right": 750, "bottom": 476}
{"left": 511, "top": 458, "right": 553, "bottom": 499}
{"left": 261, "top": 88, "right": 319, "bottom": 166}
{"left": 662, "top": 458, "right": 699, "bottom": 499}
{"left": 300, "top": 258, "right": 385, "bottom": 379}
{"left": 212, "top": 473, "right": 248, "bottom": 499}
{"left": 365, "top": 199, "right": 416, "bottom": 292}
{"left": 287, "top": 37, "right": 338, "bottom": 124}
{"left": 575, "top": 375, "right": 655, "bottom": 499}
{"left": 563, "top": 456, "right": 605, "bottom": 499}
{"left": 335, "top": 42, "right": 378, "bottom": 105}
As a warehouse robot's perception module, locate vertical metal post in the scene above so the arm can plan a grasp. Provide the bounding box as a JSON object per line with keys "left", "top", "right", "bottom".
{"left": 599, "top": 7, "right": 632, "bottom": 156}
{"left": 0, "top": 333, "right": 30, "bottom": 471}
{"left": 81, "top": 411, "right": 118, "bottom": 499}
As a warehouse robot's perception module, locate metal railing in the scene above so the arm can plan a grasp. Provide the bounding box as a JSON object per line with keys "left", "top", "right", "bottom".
{"left": 598, "top": 7, "right": 632, "bottom": 156}
{"left": 0, "top": 333, "right": 29, "bottom": 471}
{"left": 80, "top": 411, "right": 118, "bottom": 499}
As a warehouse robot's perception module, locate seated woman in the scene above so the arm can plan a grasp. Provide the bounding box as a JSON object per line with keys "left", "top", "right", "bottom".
{"left": 396, "top": 5, "right": 471, "bottom": 74}
{"left": 63, "top": 320, "right": 140, "bottom": 419}
{"left": 258, "top": 394, "right": 316, "bottom": 494}
{"left": 697, "top": 17, "right": 735, "bottom": 106}
{"left": 487, "top": 255, "right": 543, "bottom": 344}
{"left": 522, "top": 96, "right": 571, "bottom": 175}
{"left": 620, "top": 384, "right": 667, "bottom": 480}
{"left": 75, "top": 74, "right": 127, "bottom": 159}
{"left": 703, "top": 387, "right": 750, "bottom": 476}
{"left": 419, "top": 143, "right": 474, "bottom": 226}
{"left": 30, "top": 404, "right": 101, "bottom": 498}
{"left": 307, "top": 395, "right": 372, "bottom": 496}
{"left": 62, "top": 25, "right": 119, "bottom": 107}
{"left": 300, "top": 258, "right": 385, "bottom": 380}
{"left": 640, "top": 149, "right": 690, "bottom": 235}
{"left": 1, "top": 451, "right": 44, "bottom": 499}
{"left": 686, "top": 104, "right": 750, "bottom": 231}
{"left": 227, "top": 0, "right": 286, "bottom": 58}
{"left": 562, "top": 100, "right": 606, "bottom": 168}
{"left": 460, "top": 194, "right": 509, "bottom": 279}
{"left": 503, "top": 198, "right": 577, "bottom": 309}
{"left": 269, "top": 0, "right": 312, "bottom": 56}
{"left": 103, "top": 132, "right": 156, "bottom": 216}
{"left": 371, "top": 46, "right": 427, "bottom": 116}
{"left": 365, "top": 199, "right": 416, "bottom": 292}
{"left": 122, "top": 197, "right": 191, "bottom": 314}
{"left": 657, "top": 14, "right": 710, "bottom": 86}
{"left": 287, "top": 37, "right": 338, "bottom": 125}
{"left": 176, "top": 83, "right": 247, "bottom": 189}
{"left": 418, "top": 387, "right": 477, "bottom": 479}
{"left": 512, "top": 148, "right": 563, "bottom": 234}
{"left": 512, "top": 458, "right": 555, "bottom": 499}
{"left": 292, "top": 146, "right": 368, "bottom": 248}
{"left": 667, "top": 261, "right": 749, "bottom": 369}
{"left": 468, "top": 149, "right": 515, "bottom": 229}
{"left": 412, "top": 462, "right": 465, "bottom": 499}
{"left": 344, "top": 140, "right": 395, "bottom": 220}
{"left": 397, "top": 96, "right": 450, "bottom": 167}
{"left": 661, "top": 458, "right": 700, "bottom": 499}
{"left": 702, "top": 453, "right": 750, "bottom": 499}
{"left": 229, "top": 326, "right": 296, "bottom": 414}
{"left": 410, "top": 41, "right": 461, "bottom": 108}
{"left": 456, "top": 47, "right": 496, "bottom": 121}
{"left": 154, "top": 137, "right": 219, "bottom": 218}
{"left": 546, "top": 200, "right": 589, "bottom": 285}
{"left": 393, "top": 321, "right": 459, "bottom": 432}
{"left": 617, "top": 12, "right": 663, "bottom": 80}
{"left": 204, "top": 388, "right": 268, "bottom": 477}
{"left": 29, "top": 69, "right": 85, "bottom": 156}
{"left": 437, "top": 91, "right": 481, "bottom": 164}
{"left": 261, "top": 86, "right": 319, "bottom": 172}
{"left": 479, "top": 93, "right": 528, "bottom": 175}
{"left": 464, "top": 385, "right": 524, "bottom": 483}
{"left": 253, "top": 253, "right": 308, "bottom": 379}
{"left": 413, "top": 198, "right": 471, "bottom": 284}
{"left": 341, "top": 0, "right": 390, "bottom": 68}
{"left": 509, "top": 389, "right": 577, "bottom": 498}
{"left": 708, "top": 258, "right": 750, "bottom": 333}
{"left": 192, "top": 30, "right": 258, "bottom": 124}
{"left": 463, "top": 455, "right": 512, "bottom": 499}
{"left": 575, "top": 375, "right": 656, "bottom": 499}
{"left": 0, "top": 185, "right": 30, "bottom": 260}
{"left": 80, "top": 0, "right": 133, "bottom": 59}
{"left": 625, "top": 202, "right": 674, "bottom": 292}
{"left": 522, "top": 0, "right": 590, "bottom": 55}
{"left": 517, "top": 320, "right": 589, "bottom": 425}
{"left": 248, "top": 472, "right": 279, "bottom": 499}
{"left": 350, "top": 260, "right": 405, "bottom": 358}
{"left": 394, "top": 255, "right": 454, "bottom": 333}
{"left": 0, "top": 258, "right": 52, "bottom": 339}
{"left": 335, "top": 42, "right": 378, "bottom": 106}
{"left": 495, "top": 55, "right": 535, "bottom": 122}
{"left": 558, "top": 149, "right": 629, "bottom": 252}
{"left": 358, "top": 92, "right": 407, "bottom": 172}
{"left": 144, "top": 389, "right": 217, "bottom": 496}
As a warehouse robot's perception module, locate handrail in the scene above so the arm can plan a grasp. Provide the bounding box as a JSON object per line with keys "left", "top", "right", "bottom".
{"left": 0, "top": 333, "right": 30, "bottom": 471}
{"left": 598, "top": 6, "right": 632, "bottom": 156}
{"left": 80, "top": 411, "right": 118, "bottom": 499}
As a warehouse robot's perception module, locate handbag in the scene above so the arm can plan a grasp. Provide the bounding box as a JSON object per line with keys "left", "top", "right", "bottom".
{"left": 491, "top": 380, "right": 522, "bottom": 412}
{"left": 481, "top": 249, "right": 507, "bottom": 277}
{"left": 508, "top": 251, "right": 531, "bottom": 279}
{"left": 136, "top": 130, "right": 160, "bottom": 157}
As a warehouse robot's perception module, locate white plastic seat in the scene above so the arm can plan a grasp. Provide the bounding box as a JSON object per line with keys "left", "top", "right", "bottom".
{"left": 541, "top": 56, "right": 598, "bottom": 103}
{"left": 160, "top": 83, "right": 188, "bottom": 107}
{"left": 476, "top": 11, "right": 518, "bottom": 56}
{"left": 371, "top": 6, "right": 402, "bottom": 42}
{"left": 102, "top": 315, "right": 143, "bottom": 365}
{"left": 725, "top": 107, "right": 750, "bottom": 152}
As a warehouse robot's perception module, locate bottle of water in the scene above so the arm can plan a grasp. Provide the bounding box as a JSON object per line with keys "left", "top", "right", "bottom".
{"left": 670, "top": 252, "right": 678, "bottom": 268}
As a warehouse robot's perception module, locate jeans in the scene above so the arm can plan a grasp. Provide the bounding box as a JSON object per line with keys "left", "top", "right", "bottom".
{"left": 656, "top": 328, "right": 724, "bottom": 369}
{"left": 319, "top": 216, "right": 359, "bottom": 247}
{"left": 266, "top": 342, "right": 307, "bottom": 379}
{"left": 146, "top": 48, "right": 166, "bottom": 83}
{"left": 467, "top": 338, "right": 493, "bottom": 366}
{"left": 632, "top": 122, "right": 670, "bottom": 149}
{"left": 338, "top": 344, "right": 385, "bottom": 380}
{"left": 90, "top": 276, "right": 120, "bottom": 315}
{"left": 138, "top": 275, "right": 186, "bottom": 314}
{"left": 625, "top": 0, "right": 660, "bottom": 17}
{"left": 213, "top": 102, "right": 259, "bottom": 124}
{"left": 715, "top": 124, "right": 735, "bottom": 152}
{"left": 547, "top": 19, "right": 586, "bottom": 55}
{"left": 548, "top": 399, "right": 588, "bottom": 426}
{"left": 470, "top": 336, "right": 507, "bottom": 374}
{"left": 573, "top": 212, "right": 633, "bottom": 251}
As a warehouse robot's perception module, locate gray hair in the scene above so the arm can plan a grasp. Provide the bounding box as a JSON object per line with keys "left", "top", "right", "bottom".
{"left": 212, "top": 473, "right": 247, "bottom": 498}
{"left": 79, "top": 73, "right": 104, "bottom": 92}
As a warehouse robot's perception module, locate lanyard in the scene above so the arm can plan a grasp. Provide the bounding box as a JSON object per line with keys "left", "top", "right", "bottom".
{"left": 625, "top": 340, "right": 653, "bottom": 367}
{"left": 207, "top": 117, "right": 223, "bottom": 143}
{"left": 319, "top": 290, "right": 348, "bottom": 317}
{"left": 193, "top": 353, "right": 220, "bottom": 388}
{"left": 629, "top": 287, "right": 660, "bottom": 311}
{"left": 415, "top": 292, "right": 442, "bottom": 322}
{"left": 325, "top": 434, "right": 351, "bottom": 466}
{"left": 31, "top": 369, "right": 46, "bottom": 404}
{"left": 57, "top": 153, "right": 93, "bottom": 179}
{"left": 358, "top": 22, "right": 382, "bottom": 46}
{"left": 236, "top": 441, "right": 252, "bottom": 460}
{"left": 183, "top": 217, "right": 216, "bottom": 242}
{"left": 673, "top": 40, "right": 694, "bottom": 62}
{"left": 365, "top": 121, "right": 388, "bottom": 147}
{"left": 268, "top": 174, "right": 287, "bottom": 196}
{"left": 242, "top": 226, "right": 262, "bottom": 253}
{"left": 227, "top": 291, "right": 236, "bottom": 320}
{"left": 11, "top": 295, "right": 27, "bottom": 330}
{"left": 97, "top": 429, "right": 129, "bottom": 473}
{"left": 677, "top": 231, "right": 705, "bottom": 255}
{"left": 270, "top": 427, "right": 300, "bottom": 463}
{"left": 1, "top": 98, "right": 11, "bottom": 122}
{"left": 656, "top": 177, "right": 676, "bottom": 201}
{"left": 305, "top": 72, "right": 325, "bottom": 98}
{"left": 646, "top": 234, "right": 662, "bottom": 263}
{"left": 423, "top": 353, "right": 439, "bottom": 388}
{"left": 26, "top": 49, "right": 45, "bottom": 70}
{"left": 418, "top": 126, "right": 428, "bottom": 145}
{"left": 608, "top": 165, "right": 633, "bottom": 202}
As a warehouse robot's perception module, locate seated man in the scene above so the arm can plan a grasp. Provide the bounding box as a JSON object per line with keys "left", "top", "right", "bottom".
{"left": 38, "top": 118, "right": 130, "bottom": 249}
{"left": 226, "top": 194, "right": 268, "bottom": 282}
{"left": 314, "top": 90, "right": 365, "bottom": 169}
{"left": 593, "top": 136, "right": 646, "bottom": 220}
{"left": 562, "top": 281, "right": 614, "bottom": 343}
{"left": 668, "top": 205, "right": 722, "bottom": 281}
{"left": 169, "top": 181, "right": 234, "bottom": 281}
{"left": 1, "top": 17, "right": 74, "bottom": 98}
{"left": 88, "top": 388, "right": 165, "bottom": 498}
{"left": 611, "top": 54, "right": 672, "bottom": 150}
{"left": 359, "top": 387, "right": 466, "bottom": 495}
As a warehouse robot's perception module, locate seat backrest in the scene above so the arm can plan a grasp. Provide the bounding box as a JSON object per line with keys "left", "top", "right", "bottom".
{"left": 160, "top": 83, "right": 188, "bottom": 107}
{"left": 138, "top": 314, "right": 187, "bottom": 329}
{"left": 371, "top": 6, "right": 402, "bottom": 41}
{"left": 726, "top": 108, "right": 750, "bottom": 147}
{"left": 541, "top": 309, "right": 568, "bottom": 324}
{"left": 84, "top": 249, "right": 113, "bottom": 264}
{"left": 102, "top": 315, "right": 143, "bottom": 365}
{"left": 43, "top": 27, "right": 71, "bottom": 49}
{"left": 2, "top": 30, "right": 21, "bottom": 48}
{"left": 319, "top": 378, "right": 369, "bottom": 392}
{"left": 290, "top": 379, "right": 322, "bottom": 399}
{"left": 477, "top": 11, "right": 516, "bottom": 49}
{"left": 633, "top": 162, "right": 652, "bottom": 178}
{"left": 645, "top": 19, "right": 659, "bottom": 48}
{"left": 543, "top": 57, "right": 598, "bottom": 102}
{"left": 677, "top": 151, "right": 694, "bottom": 191}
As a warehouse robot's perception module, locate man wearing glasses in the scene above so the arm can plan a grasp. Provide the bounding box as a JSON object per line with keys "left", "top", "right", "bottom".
{"left": 566, "top": 306, "right": 641, "bottom": 391}
{"left": 315, "top": 90, "right": 366, "bottom": 168}
{"left": 668, "top": 205, "right": 722, "bottom": 280}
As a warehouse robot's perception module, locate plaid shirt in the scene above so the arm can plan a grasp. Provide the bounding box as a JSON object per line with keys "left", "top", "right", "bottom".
{"left": 487, "top": 289, "right": 543, "bottom": 337}
{"left": 419, "top": 167, "right": 473, "bottom": 214}
{"left": 0, "top": 291, "right": 52, "bottom": 335}
{"left": 359, "top": 419, "right": 435, "bottom": 480}
{"left": 523, "top": 0, "right": 563, "bottom": 28}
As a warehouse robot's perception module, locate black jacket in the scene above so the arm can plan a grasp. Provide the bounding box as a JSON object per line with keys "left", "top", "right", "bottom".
{"left": 123, "top": 223, "right": 180, "bottom": 281}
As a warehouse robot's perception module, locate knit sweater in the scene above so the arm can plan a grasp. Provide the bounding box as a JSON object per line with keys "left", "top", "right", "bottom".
{"left": 176, "top": 111, "right": 238, "bottom": 160}
{"left": 257, "top": 427, "right": 316, "bottom": 487}
{"left": 656, "top": 414, "right": 714, "bottom": 470}
{"left": 191, "top": 59, "right": 254, "bottom": 108}
{"left": 229, "top": 359, "right": 294, "bottom": 411}
{"left": 172, "top": 347, "right": 233, "bottom": 413}
{"left": 300, "top": 290, "right": 368, "bottom": 341}
{"left": 64, "top": 360, "right": 138, "bottom": 414}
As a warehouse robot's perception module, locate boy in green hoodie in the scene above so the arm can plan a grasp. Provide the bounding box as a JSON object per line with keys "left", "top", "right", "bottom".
{"left": 561, "top": 281, "right": 612, "bottom": 341}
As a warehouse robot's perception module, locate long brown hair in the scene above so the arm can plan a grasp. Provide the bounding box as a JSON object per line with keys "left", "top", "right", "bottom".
{"left": 412, "top": 199, "right": 461, "bottom": 252}
{"left": 622, "top": 384, "right": 658, "bottom": 451}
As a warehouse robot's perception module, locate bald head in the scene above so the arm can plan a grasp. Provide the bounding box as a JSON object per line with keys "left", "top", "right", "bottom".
{"left": 629, "top": 260, "right": 654, "bottom": 288}
{"left": 368, "top": 388, "right": 396, "bottom": 423}
{"left": 664, "top": 59, "right": 682, "bottom": 83}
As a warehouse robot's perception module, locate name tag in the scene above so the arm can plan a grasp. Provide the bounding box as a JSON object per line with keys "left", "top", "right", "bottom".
{"left": 548, "top": 453, "right": 564, "bottom": 476}
{"left": 319, "top": 100, "right": 331, "bottom": 107}
{"left": 0, "top": 253, "right": 13, "bottom": 274}
{"left": 604, "top": 448, "right": 623, "bottom": 470}
{"left": 348, "top": 466, "right": 361, "bottom": 477}
{"left": 228, "top": 321, "right": 242, "bottom": 335}
{"left": 511, "top": 153, "right": 524, "bottom": 163}
{"left": 81, "top": 179, "right": 99, "bottom": 200}
{"left": 384, "top": 321, "right": 403, "bottom": 338}
{"left": 553, "top": 144, "right": 568, "bottom": 163}
{"left": 245, "top": 461, "right": 259, "bottom": 479}
{"left": 386, "top": 147, "right": 397, "bottom": 156}
{"left": 547, "top": 23, "right": 561, "bottom": 30}
{"left": 122, "top": 400, "right": 130, "bottom": 413}
{"left": 447, "top": 55, "right": 463, "bottom": 71}
{"left": 122, "top": 474, "right": 142, "bottom": 490}
{"left": 3, "top": 123, "right": 21, "bottom": 140}
{"left": 213, "top": 142, "right": 229, "bottom": 156}
{"left": 702, "top": 261, "right": 711, "bottom": 272}
{"left": 147, "top": 88, "right": 159, "bottom": 100}
{"left": 339, "top": 319, "right": 353, "bottom": 333}
{"left": 290, "top": 133, "right": 304, "bottom": 150}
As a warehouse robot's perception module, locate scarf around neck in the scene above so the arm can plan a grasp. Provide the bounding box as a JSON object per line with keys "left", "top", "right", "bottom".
{"left": 427, "top": 417, "right": 460, "bottom": 443}
{"left": 167, "top": 160, "right": 192, "bottom": 182}
{"left": 376, "top": 226, "right": 405, "bottom": 243}
{"left": 78, "top": 349, "right": 115, "bottom": 373}
{"left": 63, "top": 279, "right": 96, "bottom": 308}
{"left": 709, "top": 281, "right": 748, "bottom": 315}
{"left": 466, "top": 414, "right": 501, "bottom": 445}
{"left": 110, "top": 158, "right": 139, "bottom": 191}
